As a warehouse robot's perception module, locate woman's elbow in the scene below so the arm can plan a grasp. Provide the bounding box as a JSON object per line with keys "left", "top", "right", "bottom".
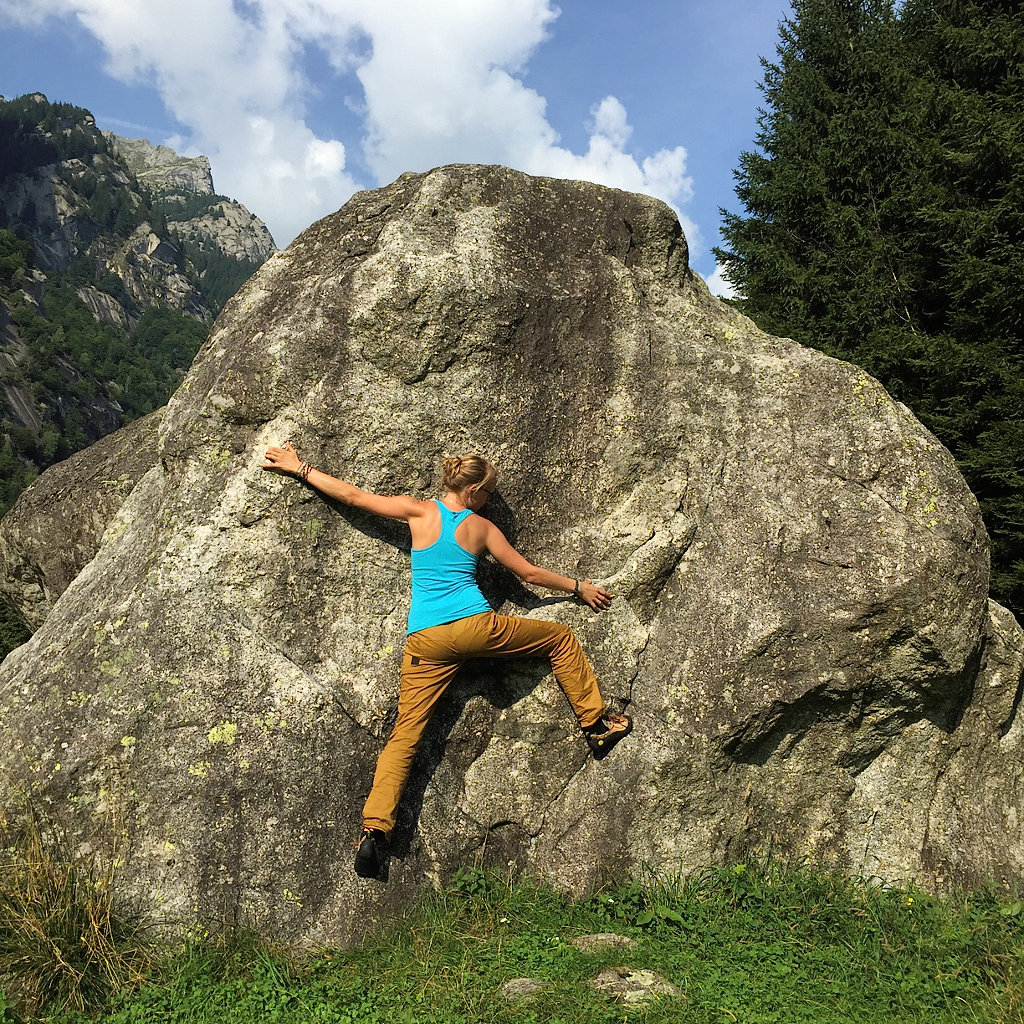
{"left": 520, "top": 565, "right": 544, "bottom": 586}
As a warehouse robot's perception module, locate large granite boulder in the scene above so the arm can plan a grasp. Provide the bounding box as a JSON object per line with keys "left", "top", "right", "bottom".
{"left": 0, "top": 165, "right": 1020, "bottom": 944}
{"left": 0, "top": 409, "right": 163, "bottom": 631}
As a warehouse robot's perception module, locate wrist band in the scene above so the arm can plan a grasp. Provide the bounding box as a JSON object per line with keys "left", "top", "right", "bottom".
{"left": 298, "top": 462, "right": 312, "bottom": 483}
{"left": 573, "top": 579, "right": 581, "bottom": 598}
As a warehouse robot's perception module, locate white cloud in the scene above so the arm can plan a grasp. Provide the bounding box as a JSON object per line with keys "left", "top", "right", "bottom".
{"left": 1, "top": 0, "right": 702, "bottom": 253}
{"left": 348, "top": 5, "right": 696, "bottom": 232}
{"left": 589, "top": 95, "right": 631, "bottom": 149}
{"left": 350, "top": 0, "right": 559, "bottom": 178}
{"left": 0, "top": 0, "right": 362, "bottom": 244}
{"left": 705, "top": 263, "right": 738, "bottom": 299}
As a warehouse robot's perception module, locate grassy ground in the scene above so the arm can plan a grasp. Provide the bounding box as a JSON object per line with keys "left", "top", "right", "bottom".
{"left": 3, "top": 861, "right": 1020, "bottom": 1024}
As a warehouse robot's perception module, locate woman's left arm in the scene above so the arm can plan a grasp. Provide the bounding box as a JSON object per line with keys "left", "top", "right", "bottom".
{"left": 481, "top": 519, "right": 612, "bottom": 611}
{"left": 262, "top": 442, "right": 424, "bottom": 521}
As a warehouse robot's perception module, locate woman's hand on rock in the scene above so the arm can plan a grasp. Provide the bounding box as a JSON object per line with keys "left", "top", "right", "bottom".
{"left": 579, "top": 579, "right": 612, "bottom": 612}
{"left": 262, "top": 441, "right": 302, "bottom": 476}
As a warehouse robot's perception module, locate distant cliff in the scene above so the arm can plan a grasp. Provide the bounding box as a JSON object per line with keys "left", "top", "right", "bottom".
{"left": 0, "top": 92, "right": 277, "bottom": 524}
{"left": 104, "top": 132, "right": 276, "bottom": 275}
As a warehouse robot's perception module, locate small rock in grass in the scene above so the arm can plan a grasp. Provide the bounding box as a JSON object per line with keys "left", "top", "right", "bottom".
{"left": 500, "top": 977, "right": 544, "bottom": 1000}
{"left": 590, "top": 966, "right": 683, "bottom": 1005}
{"left": 571, "top": 932, "right": 637, "bottom": 953}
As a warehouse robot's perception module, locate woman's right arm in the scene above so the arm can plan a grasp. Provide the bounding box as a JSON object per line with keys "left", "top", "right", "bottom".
{"left": 481, "top": 519, "right": 612, "bottom": 612}
{"left": 262, "top": 442, "right": 424, "bottom": 522}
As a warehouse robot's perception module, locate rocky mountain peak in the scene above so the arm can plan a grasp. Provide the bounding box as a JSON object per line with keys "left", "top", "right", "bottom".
{"left": 102, "top": 132, "right": 276, "bottom": 263}
{"left": 104, "top": 133, "right": 214, "bottom": 196}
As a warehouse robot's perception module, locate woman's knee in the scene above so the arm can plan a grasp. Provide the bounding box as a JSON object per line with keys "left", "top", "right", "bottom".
{"left": 550, "top": 623, "right": 585, "bottom": 659}
{"left": 553, "top": 621, "right": 576, "bottom": 644}
{"left": 382, "top": 725, "right": 425, "bottom": 762}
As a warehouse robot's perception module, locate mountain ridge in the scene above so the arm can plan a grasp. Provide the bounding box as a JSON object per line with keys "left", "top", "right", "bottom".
{"left": 0, "top": 92, "right": 277, "bottom": 527}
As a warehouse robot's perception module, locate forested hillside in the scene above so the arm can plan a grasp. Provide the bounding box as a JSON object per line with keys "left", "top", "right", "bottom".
{"left": 0, "top": 93, "right": 275, "bottom": 651}
{"left": 716, "top": 0, "right": 1023, "bottom": 618}
{"left": 0, "top": 93, "right": 275, "bottom": 517}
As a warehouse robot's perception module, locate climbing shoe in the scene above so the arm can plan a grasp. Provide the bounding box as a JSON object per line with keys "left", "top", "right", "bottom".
{"left": 584, "top": 712, "right": 633, "bottom": 759}
{"left": 354, "top": 827, "right": 389, "bottom": 878}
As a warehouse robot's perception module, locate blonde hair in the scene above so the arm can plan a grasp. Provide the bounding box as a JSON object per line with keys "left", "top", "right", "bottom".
{"left": 441, "top": 454, "right": 497, "bottom": 493}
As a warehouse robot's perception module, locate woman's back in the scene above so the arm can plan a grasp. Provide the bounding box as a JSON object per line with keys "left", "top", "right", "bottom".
{"left": 407, "top": 500, "right": 490, "bottom": 633}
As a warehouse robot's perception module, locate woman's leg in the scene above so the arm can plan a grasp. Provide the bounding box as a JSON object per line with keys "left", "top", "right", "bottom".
{"left": 361, "top": 625, "right": 463, "bottom": 835}
{"left": 455, "top": 611, "right": 607, "bottom": 728}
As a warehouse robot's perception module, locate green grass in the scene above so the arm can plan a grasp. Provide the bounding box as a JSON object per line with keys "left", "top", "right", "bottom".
{"left": 6, "top": 863, "right": 1018, "bottom": 1024}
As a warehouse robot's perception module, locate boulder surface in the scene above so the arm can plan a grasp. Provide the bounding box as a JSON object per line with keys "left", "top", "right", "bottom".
{"left": 1, "top": 165, "right": 1021, "bottom": 944}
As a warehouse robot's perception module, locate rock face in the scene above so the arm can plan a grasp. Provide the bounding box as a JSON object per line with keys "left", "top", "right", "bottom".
{"left": 106, "top": 133, "right": 276, "bottom": 264}
{"left": 0, "top": 410, "right": 162, "bottom": 630}
{"left": 0, "top": 165, "right": 1020, "bottom": 945}
{"left": 1, "top": 147, "right": 204, "bottom": 316}
{"left": 103, "top": 134, "right": 216, "bottom": 196}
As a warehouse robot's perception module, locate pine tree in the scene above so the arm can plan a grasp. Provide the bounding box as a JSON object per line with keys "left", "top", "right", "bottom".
{"left": 717, "top": 0, "right": 1024, "bottom": 617}
{"left": 716, "top": 1, "right": 916, "bottom": 362}
{"left": 898, "top": 0, "right": 1024, "bottom": 610}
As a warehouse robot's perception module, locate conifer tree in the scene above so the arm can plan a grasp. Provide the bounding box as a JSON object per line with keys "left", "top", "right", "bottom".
{"left": 899, "top": 0, "right": 1024, "bottom": 611}
{"left": 717, "top": 0, "right": 1024, "bottom": 616}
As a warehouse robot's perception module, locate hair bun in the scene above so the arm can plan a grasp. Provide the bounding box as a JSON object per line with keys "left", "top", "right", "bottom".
{"left": 440, "top": 453, "right": 495, "bottom": 493}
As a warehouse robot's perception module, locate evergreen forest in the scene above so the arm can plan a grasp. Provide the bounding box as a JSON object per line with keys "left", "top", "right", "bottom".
{"left": 716, "top": 0, "right": 1024, "bottom": 618}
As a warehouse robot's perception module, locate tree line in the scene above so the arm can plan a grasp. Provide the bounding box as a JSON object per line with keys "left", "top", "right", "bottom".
{"left": 716, "top": 0, "right": 1023, "bottom": 618}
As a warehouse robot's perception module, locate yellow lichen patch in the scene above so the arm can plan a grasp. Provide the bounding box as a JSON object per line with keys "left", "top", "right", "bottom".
{"left": 120, "top": 736, "right": 137, "bottom": 748}
{"left": 163, "top": 841, "right": 176, "bottom": 853}
{"left": 99, "top": 650, "right": 133, "bottom": 677}
{"left": 376, "top": 644, "right": 395, "bottom": 659}
{"left": 207, "top": 721, "right": 238, "bottom": 745}
{"left": 187, "top": 761, "right": 211, "bottom": 778}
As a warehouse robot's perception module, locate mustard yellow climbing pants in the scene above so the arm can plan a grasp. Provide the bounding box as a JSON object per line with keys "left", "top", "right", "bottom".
{"left": 361, "top": 611, "right": 607, "bottom": 835}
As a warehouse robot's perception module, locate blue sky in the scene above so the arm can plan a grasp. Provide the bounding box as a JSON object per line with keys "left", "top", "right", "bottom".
{"left": 0, "top": 0, "right": 795, "bottom": 295}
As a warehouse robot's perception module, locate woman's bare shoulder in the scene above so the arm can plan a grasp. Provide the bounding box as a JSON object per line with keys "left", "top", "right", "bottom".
{"left": 406, "top": 496, "right": 437, "bottom": 516}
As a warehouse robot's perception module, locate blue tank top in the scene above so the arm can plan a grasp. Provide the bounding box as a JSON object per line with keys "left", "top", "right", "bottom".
{"left": 407, "top": 500, "right": 491, "bottom": 634}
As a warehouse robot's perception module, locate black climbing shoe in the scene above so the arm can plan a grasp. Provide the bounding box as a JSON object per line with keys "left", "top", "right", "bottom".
{"left": 354, "top": 827, "right": 389, "bottom": 878}
{"left": 584, "top": 712, "right": 633, "bottom": 759}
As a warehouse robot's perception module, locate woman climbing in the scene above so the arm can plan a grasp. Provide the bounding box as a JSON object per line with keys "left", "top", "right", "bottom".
{"left": 261, "top": 443, "right": 632, "bottom": 878}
